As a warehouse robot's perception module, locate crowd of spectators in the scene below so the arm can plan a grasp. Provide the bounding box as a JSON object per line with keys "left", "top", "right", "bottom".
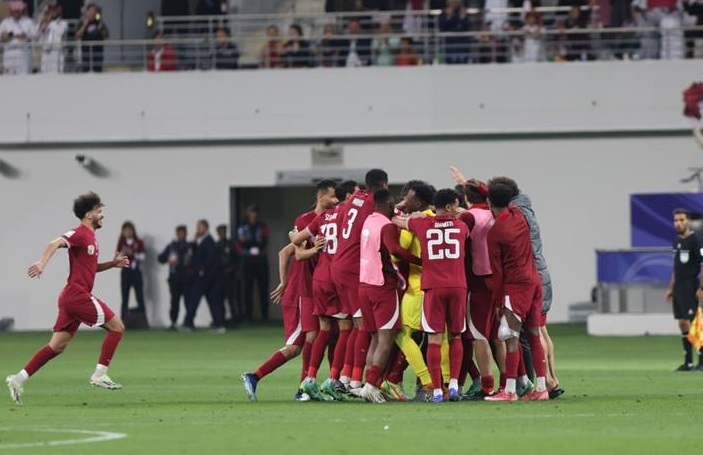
{"left": 0, "top": 0, "right": 701, "bottom": 74}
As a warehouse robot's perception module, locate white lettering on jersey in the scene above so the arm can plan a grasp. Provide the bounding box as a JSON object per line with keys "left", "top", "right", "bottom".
{"left": 87, "top": 245, "right": 95, "bottom": 256}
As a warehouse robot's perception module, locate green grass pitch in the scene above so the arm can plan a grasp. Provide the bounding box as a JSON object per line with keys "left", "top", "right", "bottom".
{"left": 1, "top": 324, "right": 702, "bottom": 454}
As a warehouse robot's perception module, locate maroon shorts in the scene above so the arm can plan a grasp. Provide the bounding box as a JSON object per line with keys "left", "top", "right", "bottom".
{"left": 359, "top": 283, "right": 401, "bottom": 332}
{"left": 333, "top": 271, "right": 360, "bottom": 317}
{"left": 421, "top": 287, "right": 467, "bottom": 335}
{"left": 467, "top": 276, "right": 495, "bottom": 341}
{"left": 282, "top": 299, "right": 304, "bottom": 346}
{"left": 503, "top": 282, "right": 543, "bottom": 329}
{"left": 313, "top": 279, "right": 346, "bottom": 319}
{"left": 300, "top": 296, "right": 318, "bottom": 333}
{"left": 54, "top": 294, "right": 115, "bottom": 335}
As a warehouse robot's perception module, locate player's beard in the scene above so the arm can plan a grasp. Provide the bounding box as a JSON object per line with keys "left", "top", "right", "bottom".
{"left": 94, "top": 218, "right": 103, "bottom": 230}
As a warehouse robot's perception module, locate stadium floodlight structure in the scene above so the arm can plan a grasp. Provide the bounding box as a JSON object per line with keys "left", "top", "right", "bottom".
{"left": 75, "top": 154, "right": 110, "bottom": 178}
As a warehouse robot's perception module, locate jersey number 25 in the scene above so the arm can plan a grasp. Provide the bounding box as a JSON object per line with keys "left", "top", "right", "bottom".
{"left": 427, "top": 228, "right": 461, "bottom": 260}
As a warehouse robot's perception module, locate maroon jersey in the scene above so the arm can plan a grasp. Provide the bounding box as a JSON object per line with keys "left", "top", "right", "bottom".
{"left": 61, "top": 224, "right": 99, "bottom": 295}
{"left": 330, "top": 190, "right": 375, "bottom": 276}
{"left": 307, "top": 205, "right": 342, "bottom": 283}
{"left": 487, "top": 207, "right": 541, "bottom": 295}
{"left": 408, "top": 215, "right": 469, "bottom": 290}
{"left": 282, "top": 210, "right": 318, "bottom": 304}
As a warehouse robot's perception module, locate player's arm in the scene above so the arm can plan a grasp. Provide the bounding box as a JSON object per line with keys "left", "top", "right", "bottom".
{"left": 97, "top": 253, "right": 130, "bottom": 272}
{"left": 393, "top": 215, "right": 410, "bottom": 230}
{"left": 290, "top": 226, "right": 313, "bottom": 246}
{"left": 449, "top": 165, "right": 468, "bottom": 186}
{"left": 294, "top": 235, "right": 325, "bottom": 261}
{"left": 27, "top": 237, "right": 68, "bottom": 278}
{"left": 694, "top": 127, "right": 703, "bottom": 150}
{"left": 270, "top": 243, "right": 295, "bottom": 304}
{"left": 381, "top": 224, "right": 421, "bottom": 266}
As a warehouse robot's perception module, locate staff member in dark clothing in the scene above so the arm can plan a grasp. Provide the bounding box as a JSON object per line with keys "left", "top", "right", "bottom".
{"left": 158, "top": 224, "right": 193, "bottom": 331}
{"left": 116, "top": 221, "right": 146, "bottom": 320}
{"left": 183, "top": 219, "right": 226, "bottom": 332}
{"left": 76, "top": 3, "right": 108, "bottom": 72}
{"left": 236, "top": 204, "right": 270, "bottom": 322}
{"left": 665, "top": 209, "right": 703, "bottom": 371}
{"left": 216, "top": 224, "right": 240, "bottom": 327}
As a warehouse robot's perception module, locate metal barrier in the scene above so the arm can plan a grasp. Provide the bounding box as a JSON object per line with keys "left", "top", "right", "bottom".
{"left": 0, "top": 8, "right": 701, "bottom": 74}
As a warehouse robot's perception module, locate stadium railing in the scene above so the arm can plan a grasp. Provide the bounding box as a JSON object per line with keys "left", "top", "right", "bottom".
{"left": 5, "top": 8, "right": 702, "bottom": 73}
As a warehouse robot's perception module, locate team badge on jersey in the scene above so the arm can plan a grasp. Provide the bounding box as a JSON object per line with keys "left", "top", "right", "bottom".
{"left": 680, "top": 250, "right": 690, "bottom": 264}
{"left": 87, "top": 245, "right": 95, "bottom": 256}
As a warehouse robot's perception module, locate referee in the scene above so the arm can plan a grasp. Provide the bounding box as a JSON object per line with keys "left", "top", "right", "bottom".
{"left": 665, "top": 209, "right": 703, "bottom": 371}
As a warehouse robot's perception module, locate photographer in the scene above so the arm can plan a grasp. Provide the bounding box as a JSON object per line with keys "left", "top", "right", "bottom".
{"left": 0, "top": 1, "right": 36, "bottom": 75}
{"left": 76, "top": 3, "right": 108, "bottom": 72}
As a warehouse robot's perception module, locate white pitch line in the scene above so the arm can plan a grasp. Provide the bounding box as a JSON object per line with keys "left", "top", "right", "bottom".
{"left": 0, "top": 429, "right": 126, "bottom": 450}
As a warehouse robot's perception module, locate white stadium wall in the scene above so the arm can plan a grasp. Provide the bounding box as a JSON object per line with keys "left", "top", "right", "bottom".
{"left": 0, "top": 61, "right": 700, "bottom": 330}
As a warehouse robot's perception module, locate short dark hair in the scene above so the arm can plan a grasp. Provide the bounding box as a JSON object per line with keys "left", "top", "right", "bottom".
{"left": 433, "top": 188, "right": 460, "bottom": 209}
{"left": 674, "top": 208, "right": 691, "bottom": 219}
{"left": 73, "top": 192, "right": 103, "bottom": 219}
{"left": 373, "top": 189, "right": 394, "bottom": 210}
{"left": 217, "top": 224, "right": 227, "bottom": 231}
{"left": 365, "top": 169, "right": 388, "bottom": 191}
{"left": 487, "top": 177, "right": 520, "bottom": 209}
{"left": 465, "top": 179, "right": 488, "bottom": 204}
{"left": 336, "top": 180, "right": 357, "bottom": 201}
{"left": 410, "top": 184, "right": 435, "bottom": 206}
{"left": 176, "top": 224, "right": 187, "bottom": 232}
{"left": 289, "top": 24, "right": 304, "bottom": 36}
{"left": 401, "top": 179, "right": 427, "bottom": 198}
{"left": 316, "top": 179, "right": 337, "bottom": 193}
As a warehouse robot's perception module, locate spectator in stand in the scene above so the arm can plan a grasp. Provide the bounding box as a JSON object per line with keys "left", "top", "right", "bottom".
{"left": 196, "top": 0, "right": 227, "bottom": 15}
{"left": 339, "top": 19, "right": 373, "bottom": 66}
{"left": 0, "top": 1, "right": 35, "bottom": 75}
{"left": 183, "top": 219, "right": 225, "bottom": 332}
{"left": 474, "top": 25, "right": 509, "bottom": 63}
{"left": 609, "top": 0, "right": 636, "bottom": 59}
{"left": 684, "top": 0, "right": 703, "bottom": 58}
{"left": 215, "top": 224, "right": 240, "bottom": 327}
{"left": 116, "top": 221, "right": 147, "bottom": 319}
{"left": 439, "top": 0, "right": 472, "bottom": 64}
{"left": 557, "top": 6, "right": 593, "bottom": 60}
{"left": 318, "top": 23, "right": 343, "bottom": 67}
{"left": 147, "top": 32, "right": 177, "bottom": 72}
{"left": 37, "top": 5, "right": 68, "bottom": 74}
{"left": 520, "top": 11, "right": 546, "bottom": 62}
{"left": 76, "top": 3, "right": 108, "bottom": 72}
{"left": 212, "top": 27, "right": 239, "bottom": 69}
{"left": 396, "top": 36, "right": 420, "bottom": 65}
{"left": 157, "top": 225, "right": 193, "bottom": 331}
{"left": 282, "top": 24, "right": 313, "bottom": 68}
{"left": 236, "top": 204, "right": 270, "bottom": 323}
{"left": 260, "top": 24, "right": 283, "bottom": 68}
{"left": 372, "top": 18, "right": 400, "bottom": 66}
{"left": 161, "top": 0, "right": 191, "bottom": 35}
{"left": 633, "top": 0, "right": 683, "bottom": 59}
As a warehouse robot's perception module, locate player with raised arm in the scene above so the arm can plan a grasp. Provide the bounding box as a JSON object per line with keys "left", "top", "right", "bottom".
{"left": 484, "top": 177, "right": 549, "bottom": 402}
{"left": 330, "top": 169, "right": 389, "bottom": 395}
{"left": 240, "top": 180, "right": 336, "bottom": 402}
{"left": 291, "top": 180, "right": 358, "bottom": 401}
{"left": 6, "top": 192, "right": 129, "bottom": 405}
{"left": 395, "top": 188, "right": 470, "bottom": 402}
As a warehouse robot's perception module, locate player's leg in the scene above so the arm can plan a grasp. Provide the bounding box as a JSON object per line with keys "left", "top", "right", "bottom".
{"left": 422, "top": 289, "right": 447, "bottom": 402}
{"left": 521, "top": 297, "right": 549, "bottom": 401}
{"left": 467, "top": 287, "right": 497, "bottom": 398}
{"left": 6, "top": 330, "right": 74, "bottom": 405}
{"left": 91, "top": 311, "right": 125, "bottom": 390}
{"left": 396, "top": 292, "right": 432, "bottom": 398}
{"left": 486, "top": 298, "right": 522, "bottom": 402}
{"left": 445, "top": 288, "right": 467, "bottom": 401}
{"left": 241, "top": 302, "right": 303, "bottom": 402}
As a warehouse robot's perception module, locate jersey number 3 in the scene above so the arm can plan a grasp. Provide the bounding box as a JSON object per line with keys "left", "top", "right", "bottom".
{"left": 341, "top": 208, "right": 358, "bottom": 240}
{"left": 427, "top": 228, "right": 461, "bottom": 260}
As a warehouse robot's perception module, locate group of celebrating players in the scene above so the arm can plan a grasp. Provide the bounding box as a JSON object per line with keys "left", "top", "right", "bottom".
{"left": 240, "top": 166, "right": 564, "bottom": 403}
